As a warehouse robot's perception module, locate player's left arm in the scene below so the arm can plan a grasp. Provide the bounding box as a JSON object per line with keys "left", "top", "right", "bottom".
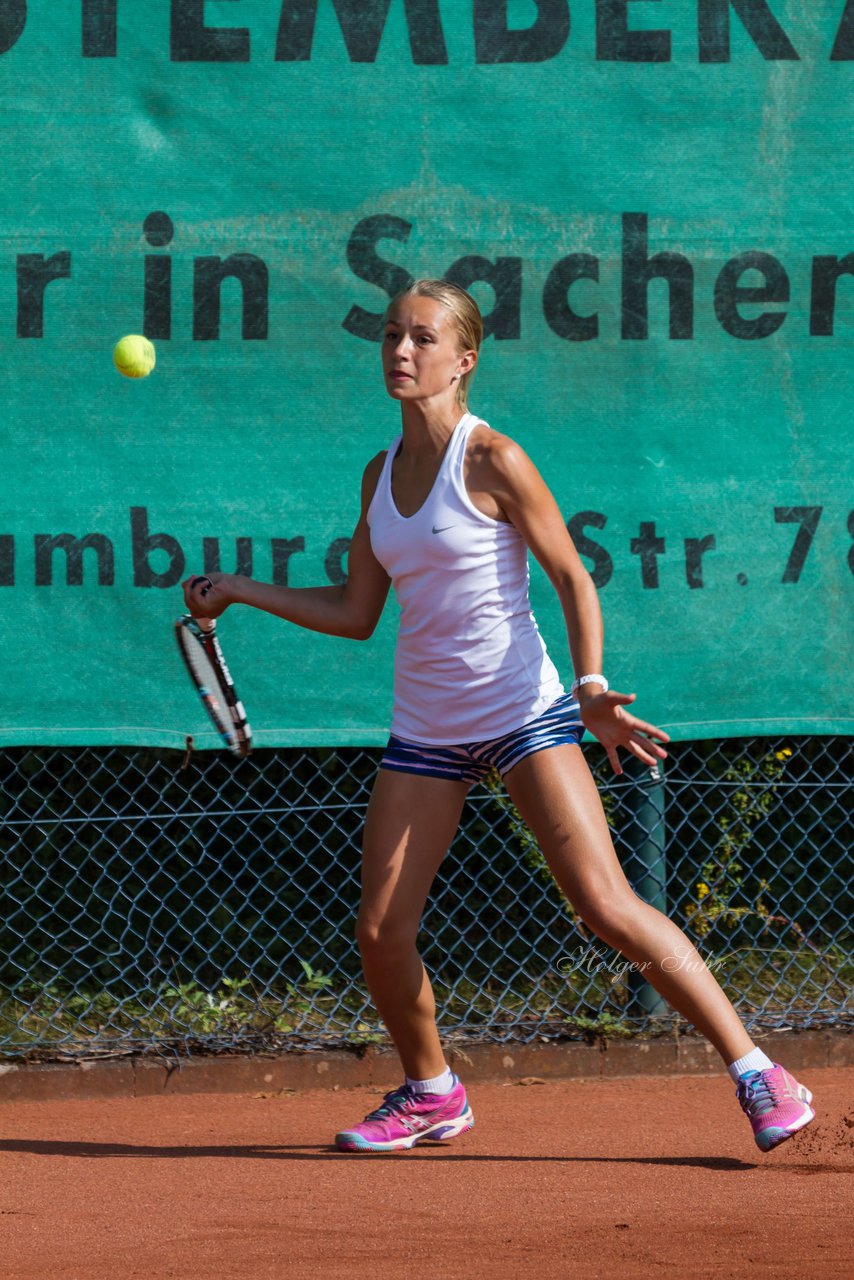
{"left": 472, "top": 433, "right": 669, "bottom": 774}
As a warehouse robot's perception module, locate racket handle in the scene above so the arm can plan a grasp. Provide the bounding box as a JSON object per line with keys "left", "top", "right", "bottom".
{"left": 188, "top": 576, "right": 215, "bottom": 632}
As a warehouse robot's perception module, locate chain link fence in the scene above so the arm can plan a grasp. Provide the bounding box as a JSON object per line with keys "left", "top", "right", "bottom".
{"left": 1, "top": 736, "right": 851, "bottom": 1060}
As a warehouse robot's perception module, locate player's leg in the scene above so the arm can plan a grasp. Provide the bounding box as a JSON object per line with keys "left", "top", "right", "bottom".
{"left": 335, "top": 765, "right": 476, "bottom": 1151}
{"left": 503, "top": 743, "right": 755, "bottom": 1057}
{"left": 503, "top": 743, "right": 814, "bottom": 1149}
{"left": 355, "top": 765, "right": 469, "bottom": 1079}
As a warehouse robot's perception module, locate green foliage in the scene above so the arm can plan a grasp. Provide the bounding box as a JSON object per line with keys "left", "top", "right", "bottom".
{"left": 160, "top": 977, "right": 255, "bottom": 1035}
{"left": 684, "top": 746, "right": 792, "bottom": 939}
{"left": 1, "top": 959, "right": 340, "bottom": 1052}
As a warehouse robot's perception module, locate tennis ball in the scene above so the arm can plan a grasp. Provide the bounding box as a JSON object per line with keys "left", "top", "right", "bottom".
{"left": 113, "top": 334, "right": 156, "bottom": 379}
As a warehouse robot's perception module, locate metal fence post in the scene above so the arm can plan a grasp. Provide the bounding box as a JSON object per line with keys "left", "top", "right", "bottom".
{"left": 625, "top": 758, "right": 669, "bottom": 1017}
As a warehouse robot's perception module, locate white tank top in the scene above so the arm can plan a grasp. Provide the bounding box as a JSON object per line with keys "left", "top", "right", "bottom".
{"left": 367, "top": 412, "right": 564, "bottom": 744}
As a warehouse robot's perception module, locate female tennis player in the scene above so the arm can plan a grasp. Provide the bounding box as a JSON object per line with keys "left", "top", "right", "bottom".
{"left": 183, "top": 279, "right": 814, "bottom": 1155}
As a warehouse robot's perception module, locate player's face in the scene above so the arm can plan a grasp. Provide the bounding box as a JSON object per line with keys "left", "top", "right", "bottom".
{"left": 382, "top": 296, "right": 476, "bottom": 404}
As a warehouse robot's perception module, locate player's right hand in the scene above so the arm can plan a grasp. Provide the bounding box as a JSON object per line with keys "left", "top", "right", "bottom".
{"left": 182, "top": 572, "right": 233, "bottom": 620}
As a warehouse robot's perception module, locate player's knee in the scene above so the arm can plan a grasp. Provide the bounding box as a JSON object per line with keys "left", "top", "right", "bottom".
{"left": 354, "top": 913, "right": 415, "bottom": 958}
{"left": 575, "top": 891, "right": 640, "bottom": 949}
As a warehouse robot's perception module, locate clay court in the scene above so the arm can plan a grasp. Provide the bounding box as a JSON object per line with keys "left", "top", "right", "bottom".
{"left": 1, "top": 1066, "right": 850, "bottom": 1279}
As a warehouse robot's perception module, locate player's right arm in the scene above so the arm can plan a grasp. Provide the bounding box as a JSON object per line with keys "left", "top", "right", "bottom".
{"left": 182, "top": 453, "right": 391, "bottom": 640}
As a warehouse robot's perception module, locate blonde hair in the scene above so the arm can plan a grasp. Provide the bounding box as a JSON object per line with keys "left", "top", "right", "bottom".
{"left": 387, "top": 278, "right": 483, "bottom": 408}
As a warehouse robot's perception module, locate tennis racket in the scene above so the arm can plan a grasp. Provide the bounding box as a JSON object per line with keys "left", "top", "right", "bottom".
{"left": 175, "top": 611, "right": 252, "bottom": 758}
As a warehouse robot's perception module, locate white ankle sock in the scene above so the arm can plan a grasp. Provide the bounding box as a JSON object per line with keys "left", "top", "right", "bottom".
{"left": 727, "top": 1047, "right": 775, "bottom": 1083}
{"left": 406, "top": 1067, "right": 455, "bottom": 1095}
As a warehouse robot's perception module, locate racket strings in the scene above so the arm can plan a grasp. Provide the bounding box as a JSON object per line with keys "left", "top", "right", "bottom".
{"left": 175, "top": 616, "right": 251, "bottom": 757}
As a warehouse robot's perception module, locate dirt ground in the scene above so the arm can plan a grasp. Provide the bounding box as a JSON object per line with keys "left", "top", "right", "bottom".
{"left": 0, "top": 1067, "right": 851, "bottom": 1279}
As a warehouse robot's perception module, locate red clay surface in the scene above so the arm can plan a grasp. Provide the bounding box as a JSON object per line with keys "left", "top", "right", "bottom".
{"left": 1, "top": 1068, "right": 850, "bottom": 1279}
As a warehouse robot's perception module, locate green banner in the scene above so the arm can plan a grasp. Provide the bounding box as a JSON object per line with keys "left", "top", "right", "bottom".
{"left": 1, "top": 3, "right": 852, "bottom": 748}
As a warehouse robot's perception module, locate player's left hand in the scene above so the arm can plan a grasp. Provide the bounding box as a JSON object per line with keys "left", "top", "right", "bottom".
{"left": 577, "top": 689, "right": 670, "bottom": 775}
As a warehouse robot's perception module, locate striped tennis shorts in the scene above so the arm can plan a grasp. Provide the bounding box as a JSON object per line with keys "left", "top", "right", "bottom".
{"left": 380, "top": 692, "right": 584, "bottom": 784}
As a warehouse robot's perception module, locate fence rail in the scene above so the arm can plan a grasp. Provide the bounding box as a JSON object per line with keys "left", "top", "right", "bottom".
{"left": 1, "top": 736, "right": 851, "bottom": 1060}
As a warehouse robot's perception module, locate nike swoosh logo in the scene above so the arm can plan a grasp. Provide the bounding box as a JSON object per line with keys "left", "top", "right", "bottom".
{"left": 431, "top": 524, "right": 455, "bottom": 534}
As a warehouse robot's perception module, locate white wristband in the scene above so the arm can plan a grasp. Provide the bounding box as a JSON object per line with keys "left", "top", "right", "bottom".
{"left": 571, "top": 674, "right": 609, "bottom": 695}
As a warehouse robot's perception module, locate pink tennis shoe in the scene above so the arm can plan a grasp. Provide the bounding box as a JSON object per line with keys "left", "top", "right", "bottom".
{"left": 335, "top": 1076, "right": 474, "bottom": 1152}
{"left": 736, "top": 1063, "right": 815, "bottom": 1151}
